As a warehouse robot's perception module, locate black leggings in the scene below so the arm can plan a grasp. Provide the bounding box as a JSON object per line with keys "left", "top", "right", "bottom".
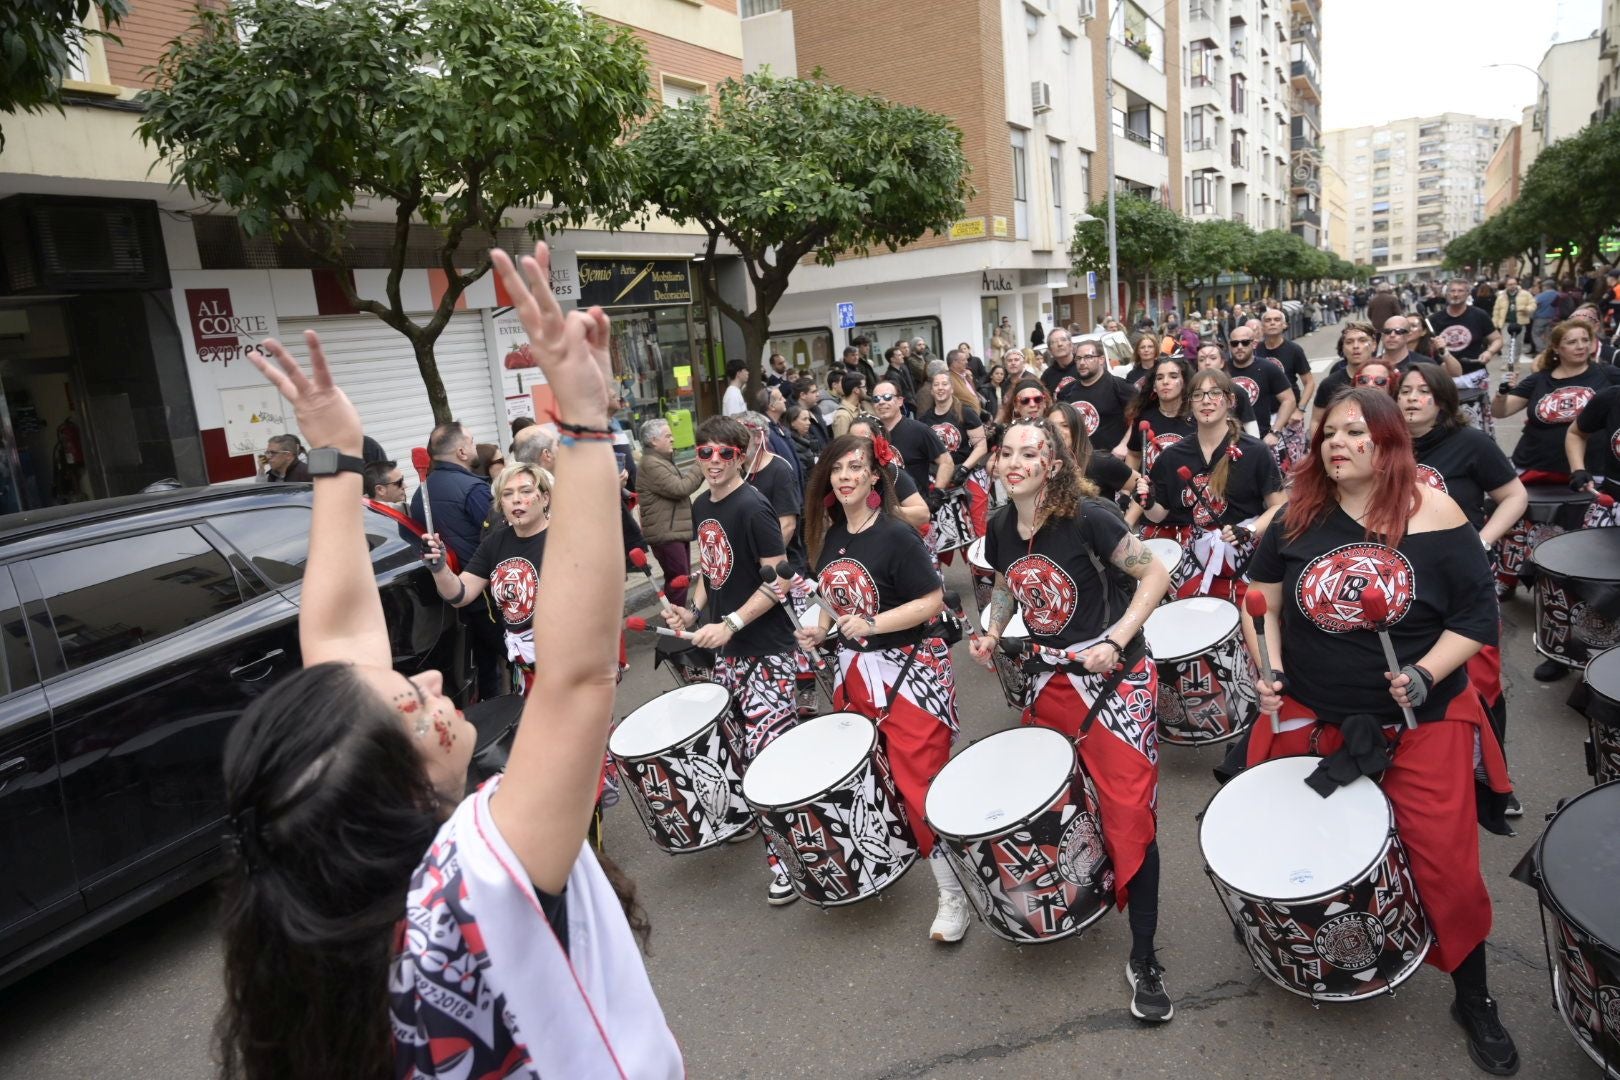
{"left": 1127, "top": 841, "right": 1161, "bottom": 962}
{"left": 1451, "top": 941, "right": 1490, "bottom": 997}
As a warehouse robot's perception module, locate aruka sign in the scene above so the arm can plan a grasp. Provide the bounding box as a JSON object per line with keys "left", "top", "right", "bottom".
{"left": 577, "top": 258, "right": 693, "bottom": 308}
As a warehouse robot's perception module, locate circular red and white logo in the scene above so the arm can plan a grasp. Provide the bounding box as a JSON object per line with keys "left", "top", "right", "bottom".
{"left": 818, "top": 558, "right": 879, "bottom": 620}
{"left": 1535, "top": 385, "right": 1596, "bottom": 425}
{"left": 489, "top": 556, "right": 538, "bottom": 627}
{"left": 1054, "top": 376, "right": 1078, "bottom": 399}
{"left": 931, "top": 422, "right": 961, "bottom": 454}
{"left": 1436, "top": 323, "right": 1475, "bottom": 353}
{"left": 1415, "top": 464, "right": 1448, "bottom": 492}
{"left": 1232, "top": 376, "right": 1261, "bottom": 406}
{"left": 1075, "top": 400, "right": 1101, "bottom": 436}
{"left": 1296, "top": 542, "right": 1415, "bottom": 633}
{"left": 696, "top": 519, "right": 734, "bottom": 587}
{"left": 1005, "top": 554, "right": 1078, "bottom": 635}
{"left": 1179, "top": 473, "right": 1227, "bottom": 529}
{"left": 1144, "top": 432, "right": 1183, "bottom": 473}
{"left": 1609, "top": 427, "right": 1620, "bottom": 466}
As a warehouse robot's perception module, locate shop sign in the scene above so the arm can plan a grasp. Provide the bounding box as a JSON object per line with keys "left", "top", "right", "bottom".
{"left": 949, "top": 217, "right": 987, "bottom": 240}
{"left": 577, "top": 258, "right": 693, "bottom": 307}
{"left": 184, "top": 287, "right": 273, "bottom": 367}
{"left": 980, "top": 270, "right": 1015, "bottom": 294}
{"left": 992, "top": 216, "right": 1009, "bottom": 237}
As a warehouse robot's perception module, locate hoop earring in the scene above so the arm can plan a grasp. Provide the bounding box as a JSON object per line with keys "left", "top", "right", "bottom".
{"left": 824, "top": 492, "right": 837, "bottom": 509}
{"left": 866, "top": 491, "right": 882, "bottom": 510}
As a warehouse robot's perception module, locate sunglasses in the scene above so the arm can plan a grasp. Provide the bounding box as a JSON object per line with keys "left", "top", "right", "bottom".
{"left": 695, "top": 445, "right": 741, "bottom": 462}
{"left": 1016, "top": 393, "right": 1047, "bottom": 405}
{"left": 1229, "top": 339, "right": 1253, "bottom": 346}
{"left": 871, "top": 393, "right": 899, "bottom": 402}
{"left": 1355, "top": 376, "right": 1390, "bottom": 387}
{"left": 1382, "top": 328, "right": 1409, "bottom": 335}
{"left": 383, "top": 477, "right": 405, "bottom": 487}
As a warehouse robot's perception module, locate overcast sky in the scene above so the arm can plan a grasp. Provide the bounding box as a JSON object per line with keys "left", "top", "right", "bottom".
{"left": 1321, "top": 0, "right": 1601, "bottom": 131}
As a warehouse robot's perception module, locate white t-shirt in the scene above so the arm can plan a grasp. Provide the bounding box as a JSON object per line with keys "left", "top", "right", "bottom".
{"left": 723, "top": 384, "right": 747, "bottom": 416}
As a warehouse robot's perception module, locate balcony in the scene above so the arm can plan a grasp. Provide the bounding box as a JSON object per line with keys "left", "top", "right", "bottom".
{"left": 1294, "top": 205, "right": 1321, "bottom": 227}
{"left": 1290, "top": 59, "right": 1320, "bottom": 104}
{"left": 1603, "top": 28, "right": 1616, "bottom": 60}
{"left": 1187, "top": 2, "right": 1219, "bottom": 36}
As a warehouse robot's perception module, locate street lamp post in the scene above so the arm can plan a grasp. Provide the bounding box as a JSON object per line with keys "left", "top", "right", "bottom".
{"left": 1484, "top": 62, "right": 1549, "bottom": 137}
{"left": 1104, "top": 3, "right": 1120, "bottom": 321}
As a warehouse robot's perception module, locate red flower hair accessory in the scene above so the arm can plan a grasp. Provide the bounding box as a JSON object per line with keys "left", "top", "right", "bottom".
{"left": 871, "top": 436, "right": 898, "bottom": 469}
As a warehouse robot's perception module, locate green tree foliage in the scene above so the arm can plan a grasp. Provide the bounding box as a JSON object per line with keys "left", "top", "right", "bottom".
{"left": 629, "top": 71, "right": 971, "bottom": 376}
{"left": 1071, "top": 194, "right": 1188, "bottom": 310}
{"left": 0, "top": 0, "right": 125, "bottom": 150}
{"left": 1178, "top": 218, "right": 1255, "bottom": 290}
{"left": 139, "top": 0, "right": 650, "bottom": 424}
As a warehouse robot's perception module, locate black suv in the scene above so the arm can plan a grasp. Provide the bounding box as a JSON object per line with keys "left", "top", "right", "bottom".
{"left": 0, "top": 485, "right": 465, "bottom": 989}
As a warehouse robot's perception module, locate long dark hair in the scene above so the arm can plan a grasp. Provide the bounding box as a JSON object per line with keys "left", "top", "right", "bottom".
{"left": 217, "top": 663, "right": 443, "bottom": 1080}
{"left": 1399, "top": 362, "right": 1465, "bottom": 432}
{"left": 1128, "top": 354, "right": 1194, "bottom": 425}
{"left": 802, "top": 434, "right": 901, "bottom": 564}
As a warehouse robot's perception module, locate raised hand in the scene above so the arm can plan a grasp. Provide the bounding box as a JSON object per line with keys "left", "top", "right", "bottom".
{"left": 248, "top": 333, "right": 363, "bottom": 454}
{"left": 490, "top": 243, "right": 612, "bottom": 428}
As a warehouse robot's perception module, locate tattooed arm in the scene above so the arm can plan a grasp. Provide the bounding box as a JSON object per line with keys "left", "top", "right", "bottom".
{"left": 986, "top": 578, "right": 1017, "bottom": 638}
{"left": 1105, "top": 531, "right": 1170, "bottom": 646}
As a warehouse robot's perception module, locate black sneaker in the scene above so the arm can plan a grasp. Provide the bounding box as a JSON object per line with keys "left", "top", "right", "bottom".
{"left": 767, "top": 865, "right": 799, "bottom": 906}
{"left": 1533, "top": 658, "right": 1568, "bottom": 682}
{"left": 1125, "top": 958, "right": 1174, "bottom": 1022}
{"left": 1504, "top": 794, "right": 1523, "bottom": 818}
{"left": 1451, "top": 993, "right": 1520, "bottom": 1075}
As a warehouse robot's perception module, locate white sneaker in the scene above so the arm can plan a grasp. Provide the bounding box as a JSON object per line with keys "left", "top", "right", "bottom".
{"left": 767, "top": 865, "right": 799, "bottom": 906}
{"left": 929, "top": 890, "right": 972, "bottom": 943}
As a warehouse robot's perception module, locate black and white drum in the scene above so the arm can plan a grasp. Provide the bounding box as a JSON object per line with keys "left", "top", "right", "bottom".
{"left": 609, "top": 683, "right": 753, "bottom": 853}
{"left": 1201, "top": 756, "right": 1432, "bottom": 1002}
{"left": 967, "top": 537, "right": 994, "bottom": 614}
{"left": 1582, "top": 647, "right": 1620, "bottom": 786}
{"left": 1143, "top": 597, "right": 1258, "bottom": 746}
{"left": 927, "top": 487, "right": 974, "bottom": 556}
{"left": 1498, "top": 485, "right": 1593, "bottom": 580}
{"left": 741, "top": 712, "right": 917, "bottom": 907}
{"left": 1531, "top": 529, "right": 1620, "bottom": 669}
{"left": 925, "top": 726, "right": 1112, "bottom": 944}
{"left": 1143, "top": 538, "right": 1184, "bottom": 602}
{"left": 980, "top": 606, "right": 1031, "bottom": 709}
{"left": 797, "top": 604, "right": 839, "bottom": 704}
{"left": 650, "top": 632, "right": 714, "bottom": 688}
{"left": 1524, "top": 780, "right": 1620, "bottom": 1077}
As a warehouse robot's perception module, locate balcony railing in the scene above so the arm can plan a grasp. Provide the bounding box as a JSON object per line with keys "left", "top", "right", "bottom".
{"left": 1186, "top": 135, "right": 1217, "bottom": 152}
{"left": 1190, "top": 73, "right": 1215, "bottom": 88}
{"left": 1189, "top": 2, "right": 1214, "bottom": 20}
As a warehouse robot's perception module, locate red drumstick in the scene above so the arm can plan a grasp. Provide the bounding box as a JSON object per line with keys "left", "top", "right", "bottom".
{"left": 411, "top": 447, "right": 443, "bottom": 571}
{"left": 999, "top": 635, "right": 1116, "bottom": 670}
{"left": 1176, "top": 464, "right": 1223, "bottom": 527}
{"left": 1243, "top": 591, "right": 1282, "bottom": 735}
{"left": 627, "top": 548, "right": 676, "bottom": 613}
{"left": 1139, "top": 419, "right": 1154, "bottom": 441}
{"left": 1360, "top": 589, "right": 1417, "bottom": 730}
{"left": 625, "top": 616, "right": 694, "bottom": 640}
{"left": 1599, "top": 493, "right": 1616, "bottom": 508}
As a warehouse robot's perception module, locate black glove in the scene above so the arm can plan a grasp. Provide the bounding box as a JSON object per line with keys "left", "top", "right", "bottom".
{"left": 1227, "top": 524, "right": 1253, "bottom": 546}
{"left": 924, "top": 488, "right": 945, "bottom": 514}
{"left": 1497, "top": 378, "right": 1513, "bottom": 396}
{"left": 1571, "top": 470, "right": 1593, "bottom": 492}
{"left": 1398, "top": 663, "right": 1433, "bottom": 709}
{"left": 1134, "top": 485, "right": 1152, "bottom": 510}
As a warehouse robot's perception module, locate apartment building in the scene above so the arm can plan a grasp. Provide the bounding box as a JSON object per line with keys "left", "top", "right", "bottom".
{"left": 742, "top": 0, "right": 1175, "bottom": 354}
{"left": 1319, "top": 159, "right": 1349, "bottom": 260}
{"left": 1324, "top": 113, "right": 1504, "bottom": 282}
{"left": 0, "top": 0, "right": 746, "bottom": 497}
{"left": 1482, "top": 125, "right": 1523, "bottom": 221}
{"left": 1521, "top": 34, "right": 1601, "bottom": 176}
{"left": 1598, "top": 0, "right": 1620, "bottom": 120}
{"left": 1287, "top": 0, "right": 1322, "bottom": 246}
{"left": 1181, "top": 0, "right": 1293, "bottom": 232}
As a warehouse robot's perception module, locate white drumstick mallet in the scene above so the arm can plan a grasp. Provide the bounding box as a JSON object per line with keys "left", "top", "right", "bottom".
{"left": 1243, "top": 590, "right": 1282, "bottom": 735}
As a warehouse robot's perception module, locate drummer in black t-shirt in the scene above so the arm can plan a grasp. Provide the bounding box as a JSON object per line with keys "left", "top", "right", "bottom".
{"left": 1119, "top": 354, "right": 1196, "bottom": 475}
{"left": 1254, "top": 308, "right": 1312, "bottom": 470}
{"left": 1242, "top": 389, "right": 1517, "bottom": 1076}
{"left": 739, "top": 411, "right": 819, "bottom": 713}
{"left": 794, "top": 433, "right": 969, "bottom": 943}
{"left": 1225, "top": 329, "right": 1295, "bottom": 442}
{"left": 1568, "top": 380, "right": 1620, "bottom": 511}
{"left": 871, "top": 379, "right": 954, "bottom": 509}
{"left": 1052, "top": 335, "right": 1137, "bottom": 454}
{"left": 423, "top": 462, "right": 551, "bottom": 691}
{"left": 661, "top": 415, "right": 806, "bottom": 906}
{"left": 970, "top": 416, "right": 1175, "bottom": 1023}
{"left": 1195, "top": 344, "right": 1259, "bottom": 435}
{"left": 916, "top": 363, "right": 991, "bottom": 550}
{"left": 1133, "top": 368, "right": 1284, "bottom": 603}
{"left": 1430, "top": 278, "right": 1501, "bottom": 375}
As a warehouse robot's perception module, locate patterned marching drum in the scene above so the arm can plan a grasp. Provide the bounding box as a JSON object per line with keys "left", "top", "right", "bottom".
{"left": 980, "top": 606, "right": 1031, "bottom": 709}
{"left": 925, "top": 726, "right": 1113, "bottom": 944}
{"left": 609, "top": 683, "right": 754, "bottom": 853}
{"left": 1582, "top": 647, "right": 1620, "bottom": 786}
{"left": 1497, "top": 485, "right": 1592, "bottom": 582}
{"left": 1201, "top": 756, "right": 1432, "bottom": 1002}
{"left": 1524, "top": 780, "right": 1620, "bottom": 1077}
{"left": 1143, "top": 597, "right": 1258, "bottom": 746}
{"left": 1143, "top": 538, "right": 1185, "bottom": 603}
{"left": 1530, "top": 529, "right": 1620, "bottom": 669}
{"left": 967, "top": 537, "right": 995, "bottom": 614}
{"left": 926, "top": 486, "right": 975, "bottom": 557}
{"left": 797, "top": 604, "right": 839, "bottom": 705}
{"left": 741, "top": 712, "right": 917, "bottom": 907}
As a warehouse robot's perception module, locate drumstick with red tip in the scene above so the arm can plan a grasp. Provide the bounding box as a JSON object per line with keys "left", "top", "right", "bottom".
{"left": 1243, "top": 591, "right": 1282, "bottom": 735}
{"left": 1176, "top": 464, "right": 1224, "bottom": 527}
{"left": 411, "top": 447, "right": 443, "bottom": 571}
{"left": 1360, "top": 589, "right": 1417, "bottom": 730}
{"left": 999, "top": 635, "right": 1120, "bottom": 671}
{"left": 760, "top": 565, "right": 828, "bottom": 671}
{"left": 624, "top": 616, "right": 694, "bottom": 640}
{"left": 628, "top": 548, "right": 678, "bottom": 612}
{"left": 787, "top": 570, "right": 867, "bottom": 647}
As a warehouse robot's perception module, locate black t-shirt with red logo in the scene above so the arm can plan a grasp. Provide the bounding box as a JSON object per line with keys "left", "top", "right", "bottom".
{"left": 1574, "top": 385, "right": 1620, "bottom": 481}
{"left": 984, "top": 501, "right": 1129, "bottom": 648}
{"left": 812, "top": 514, "right": 940, "bottom": 651}
{"left": 1041, "top": 359, "right": 1083, "bottom": 401}
{"left": 1427, "top": 306, "right": 1496, "bottom": 372}
{"left": 1126, "top": 410, "right": 1198, "bottom": 475}
{"left": 1411, "top": 425, "right": 1518, "bottom": 529}
{"left": 1254, "top": 339, "right": 1312, "bottom": 403}
{"left": 1248, "top": 503, "right": 1497, "bottom": 722}
{"left": 1225, "top": 358, "right": 1292, "bottom": 435}
{"left": 882, "top": 416, "right": 948, "bottom": 495}
{"left": 1506, "top": 366, "right": 1620, "bottom": 471}
{"left": 748, "top": 453, "right": 808, "bottom": 575}
{"left": 465, "top": 526, "right": 548, "bottom": 632}
{"left": 1147, "top": 433, "right": 1282, "bottom": 529}
{"left": 916, "top": 403, "right": 985, "bottom": 471}
{"left": 692, "top": 483, "right": 797, "bottom": 658}
{"left": 1061, "top": 373, "right": 1137, "bottom": 451}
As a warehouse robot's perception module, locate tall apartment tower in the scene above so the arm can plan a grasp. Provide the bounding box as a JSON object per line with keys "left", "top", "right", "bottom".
{"left": 1323, "top": 113, "right": 1505, "bottom": 281}
{"left": 1182, "top": 0, "right": 1292, "bottom": 231}
{"left": 1287, "top": 0, "right": 1322, "bottom": 246}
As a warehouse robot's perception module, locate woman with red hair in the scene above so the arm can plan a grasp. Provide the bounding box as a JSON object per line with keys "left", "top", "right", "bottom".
{"left": 1242, "top": 388, "right": 1517, "bottom": 1076}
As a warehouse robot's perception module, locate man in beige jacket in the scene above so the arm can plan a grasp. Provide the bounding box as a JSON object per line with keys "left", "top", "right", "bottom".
{"left": 635, "top": 418, "right": 704, "bottom": 606}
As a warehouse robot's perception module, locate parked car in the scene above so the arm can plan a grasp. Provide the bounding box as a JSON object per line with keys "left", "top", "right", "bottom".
{"left": 0, "top": 484, "right": 466, "bottom": 989}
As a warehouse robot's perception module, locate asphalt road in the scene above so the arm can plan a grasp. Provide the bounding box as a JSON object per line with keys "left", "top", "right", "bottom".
{"left": 0, "top": 323, "right": 1603, "bottom": 1079}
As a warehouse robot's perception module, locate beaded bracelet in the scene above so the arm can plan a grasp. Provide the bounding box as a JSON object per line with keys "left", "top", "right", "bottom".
{"left": 547, "top": 411, "right": 616, "bottom": 444}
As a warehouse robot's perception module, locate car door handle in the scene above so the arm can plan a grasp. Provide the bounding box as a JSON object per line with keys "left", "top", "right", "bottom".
{"left": 229, "top": 649, "right": 286, "bottom": 680}
{"left": 0, "top": 757, "right": 25, "bottom": 780}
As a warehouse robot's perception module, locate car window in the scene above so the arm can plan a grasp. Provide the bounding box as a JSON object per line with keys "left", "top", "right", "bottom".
{"left": 0, "top": 571, "right": 34, "bottom": 695}
{"left": 32, "top": 528, "right": 244, "bottom": 671}
{"left": 211, "top": 507, "right": 313, "bottom": 586}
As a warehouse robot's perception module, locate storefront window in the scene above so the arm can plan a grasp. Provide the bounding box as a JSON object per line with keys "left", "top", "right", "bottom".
{"left": 607, "top": 305, "right": 697, "bottom": 450}
{"left": 846, "top": 317, "right": 942, "bottom": 365}
{"left": 767, "top": 327, "right": 833, "bottom": 384}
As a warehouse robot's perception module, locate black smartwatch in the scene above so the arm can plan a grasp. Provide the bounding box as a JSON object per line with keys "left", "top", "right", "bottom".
{"left": 306, "top": 447, "right": 366, "bottom": 478}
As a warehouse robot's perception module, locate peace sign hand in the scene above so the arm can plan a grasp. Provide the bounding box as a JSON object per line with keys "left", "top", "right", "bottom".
{"left": 490, "top": 243, "right": 612, "bottom": 428}
{"left": 248, "top": 332, "right": 363, "bottom": 454}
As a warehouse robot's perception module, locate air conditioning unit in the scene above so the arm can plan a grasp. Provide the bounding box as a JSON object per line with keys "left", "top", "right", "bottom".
{"left": 0, "top": 195, "right": 170, "bottom": 295}
{"left": 1032, "top": 81, "right": 1054, "bottom": 113}
{"left": 1078, "top": 0, "right": 1096, "bottom": 21}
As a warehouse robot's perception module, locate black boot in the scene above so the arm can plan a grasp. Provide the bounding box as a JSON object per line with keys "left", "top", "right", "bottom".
{"left": 1450, "top": 991, "right": 1519, "bottom": 1076}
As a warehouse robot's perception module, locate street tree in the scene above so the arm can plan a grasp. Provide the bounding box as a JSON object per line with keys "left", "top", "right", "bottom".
{"left": 1071, "top": 193, "right": 1188, "bottom": 315}
{"left": 1, "top": 0, "right": 125, "bottom": 150}
{"left": 629, "top": 71, "right": 971, "bottom": 379}
{"left": 1177, "top": 218, "right": 1255, "bottom": 294}
{"left": 140, "top": 0, "right": 650, "bottom": 424}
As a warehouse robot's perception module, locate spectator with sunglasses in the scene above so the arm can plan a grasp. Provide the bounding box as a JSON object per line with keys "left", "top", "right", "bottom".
{"left": 871, "top": 379, "right": 953, "bottom": 508}
{"left": 1352, "top": 361, "right": 1397, "bottom": 394}
{"left": 661, "top": 416, "right": 805, "bottom": 906}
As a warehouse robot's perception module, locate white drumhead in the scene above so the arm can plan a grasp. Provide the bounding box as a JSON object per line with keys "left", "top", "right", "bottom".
{"left": 1144, "top": 538, "right": 1182, "bottom": 574}
{"left": 1144, "top": 597, "right": 1240, "bottom": 661}
{"left": 967, "top": 537, "right": 991, "bottom": 571}
{"left": 979, "top": 605, "right": 1027, "bottom": 637}
{"left": 926, "top": 727, "right": 1074, "bottom": 839}
{"left": 610, "top": 682, "right": 732, "bottom": 758}
{"left": 742, "top": 712, "right": 875, "bottom": 808}
{"left": 1201, "top": 756, "right": 1391, "bottom": 900}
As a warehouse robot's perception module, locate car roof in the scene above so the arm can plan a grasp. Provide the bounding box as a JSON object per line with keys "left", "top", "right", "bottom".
{"left": 0, "top": 483, "right": 315, "bottom": 558}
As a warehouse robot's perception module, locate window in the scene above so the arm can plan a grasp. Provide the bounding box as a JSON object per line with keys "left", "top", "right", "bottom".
{"left": 211, "top": 508, "right": 315, "bottom": 587}
{"left": 33, "top": 529, "right": 243, "bottom": 672}
{"left": 1371, "top": 200, "right": 1390, "bottom": 214}
{"left": 1061, "top": 28, "right": 1075, "bottom": 53}
{"left": 1078, "top": 149, "right": 1092, "bottom": 199}
{"left": 661, "top": 77, "right": 707, "bottom": 108}
{"left": 1230, "top": 74, "right": 1246, "bottom": 114}
{"left": 0, "top": 572, "right": 36, "bottom": 695}
{"left": 1011, "top": 130, "right": 1030, "bottom": 240}
{"left": 1049, "top": 140, "right": 1064, "bottom": 238}
{"left": 740, "top": 0, "right": 781, "bottom": 15}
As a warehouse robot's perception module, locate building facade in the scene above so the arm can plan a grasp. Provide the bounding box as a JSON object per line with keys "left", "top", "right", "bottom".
{"left": 1324, "top": 113, "right": 1505, "bottom": 282}
{"left": 1287, "top": 0, "right": 1323, "bottom": 246}
{"left": 1482, "top": 124, "right": 1522, "bottom": 220}
{"left": 1598, "top": 0, "right": 1620, "bottom": 121}
{"left": 0, "top": 0, "right": 746, "bottom": 505}
{"left": 1521, "top": 34, "right": 1602, "bottom": 178}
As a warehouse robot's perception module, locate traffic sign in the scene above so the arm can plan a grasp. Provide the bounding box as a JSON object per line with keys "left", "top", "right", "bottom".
{"left": 1086, "top": 272, "right": 1097, "bottom": 300}
{"left": 837, "top": 302, "right": 857, "bottom": 329}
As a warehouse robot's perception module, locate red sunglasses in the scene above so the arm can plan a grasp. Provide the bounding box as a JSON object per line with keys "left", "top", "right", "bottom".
{"left": 695, "top": 445, "right": 741, "bottom": 461}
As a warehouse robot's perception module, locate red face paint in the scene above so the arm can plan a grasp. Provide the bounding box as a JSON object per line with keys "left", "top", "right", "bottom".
{"left": 433, "top": 716, "right": 453, "bottom": 751}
